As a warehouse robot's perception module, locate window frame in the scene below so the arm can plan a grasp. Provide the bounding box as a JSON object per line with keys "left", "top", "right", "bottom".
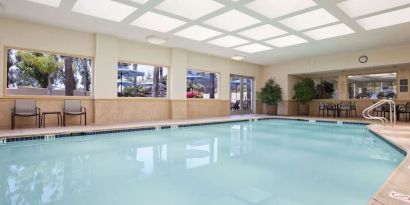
{"left": 186, "top": 68, "right": 221, "bottom": 100}
{"left": 3, "top": 46, "right": 94, "bottom": 99}
{"left": 117, "top": 59, "right": 170, "bottom": 99}
{"left": 346, "top": 72, "right": 398, "bottom": 100}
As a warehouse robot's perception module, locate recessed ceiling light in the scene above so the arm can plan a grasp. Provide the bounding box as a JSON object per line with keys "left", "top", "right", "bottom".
{"left": 303, "top": 24, "right": 354, "bottom": 40}
{"left": 127, "top": 0, "right": 149, "bottom": 4}
{"left": 265, "top": 35, "right": 307, "bottom": 47}
{"left": 337, "top": 0, "right": 410, "bottom": 18}
{"left": 72, "top": 0, "right": 137, "bottom": 22}
{"left": 174, "top": 25, "right": 222, "bottom": 41}
{"left": 234, "top": 43, "right": 272, "bottom": 53}
{"left": 356, "top": 7, "right": 410, "bottom": 30}
{"left": 204, "top": 10, "right": 261, "bottom": 31}
{"left": 146, "top": 36, "right": 168, "bottom": 45}
{"left": 279, "top": 8, "right": 339, "bottom": 31}
{"left": 239, "top": 24, "right": 287, "bottom": 40}
{"left": 245, "top": 0, "right": 317, "bottom": 19}
{"left": 131, "top": 12, "right": 185, "bottom": 33}
{"left": 208, "top": 35, "right": 249, "bottom": 48}
{"left": 26, "top": 0, "right": 61, "bottom": 7}
{"left": 156, "top": 0, "right": 224, "bottom": 20}
{"left": 231, "top": 55, "right": 246, "bottom": 61}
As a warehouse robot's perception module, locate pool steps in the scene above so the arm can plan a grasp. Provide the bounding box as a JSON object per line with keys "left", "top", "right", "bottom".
{"left": 0, "top": 117, "right": 369, "bottom": 144}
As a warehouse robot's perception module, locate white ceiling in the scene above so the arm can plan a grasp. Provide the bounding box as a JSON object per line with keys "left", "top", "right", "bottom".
{"left": 1, "top": 0, "right": 410, "bottom": 65}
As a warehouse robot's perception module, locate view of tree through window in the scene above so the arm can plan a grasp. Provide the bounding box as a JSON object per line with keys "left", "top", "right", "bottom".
{"left": 117, "top": 62, "right": 168, "bottom": 97}
{"left": 6, "top": 48, "right": 92, "bottom": 96}
{"left": 348, "top": 73, "right": 397, "bottom": 99}
{"left": 186, "top": 69, "right": 218, "bottom": 99}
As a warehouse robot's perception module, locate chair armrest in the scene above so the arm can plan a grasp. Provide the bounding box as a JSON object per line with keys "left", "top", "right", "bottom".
{"left": 11, "top": 107, "right": 15, "bottom": 114}
{"left": 81, "top": 106, "right": 87, "bottom": 113}
{"left": 36, "top": 107, "right": 41, "bottom": 115}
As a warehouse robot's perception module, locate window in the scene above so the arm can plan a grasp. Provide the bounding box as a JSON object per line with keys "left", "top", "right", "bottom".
{"left": 400, "top": 79, "right": 408, "bottom": 92}
{"left": 187, "top": 69, "right": 219, "bottom": 99}
{"left": 117, "top": 62, "right": 168, "bottom": 97}
{"left": 6, "top": 48, "right": 92, "bottom": 96}
{"left": 314, "top": 79, "right": 338, "bottom": 99}
{"left": 348, "top": 73, "right": 397, "bottom": 99}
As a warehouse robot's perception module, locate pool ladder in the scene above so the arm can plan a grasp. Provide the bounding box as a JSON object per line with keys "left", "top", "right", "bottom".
{"left": 362, "top": 99, "right": 396, "bottom": 126}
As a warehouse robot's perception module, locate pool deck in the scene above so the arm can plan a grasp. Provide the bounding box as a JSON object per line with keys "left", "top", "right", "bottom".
{"left": 0, "top": 114, "right": 409, "bottom": 205}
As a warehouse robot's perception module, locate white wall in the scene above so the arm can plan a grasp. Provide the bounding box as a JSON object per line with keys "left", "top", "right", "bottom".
{"left": 0, "top": 17, "right": 262, "bottom": 101}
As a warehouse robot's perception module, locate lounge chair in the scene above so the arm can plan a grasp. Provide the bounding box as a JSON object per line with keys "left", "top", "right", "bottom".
{"left": 11, "top": 99, "right": 41, "bottom": 129}
{"left": 399, "top": 102, "right": 410, "bottom": 121}
{"left": 63, "top": 100, "right": 87, "bottom": 126}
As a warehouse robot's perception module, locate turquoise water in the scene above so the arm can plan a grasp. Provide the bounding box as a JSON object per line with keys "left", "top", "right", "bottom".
{"left": 0, "top": 120, "right": 405, "bottom": 205}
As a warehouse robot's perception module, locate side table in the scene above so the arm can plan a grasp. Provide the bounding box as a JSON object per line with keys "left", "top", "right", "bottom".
{"left": 41, "top": 112, "right": 62, "bottom": 128}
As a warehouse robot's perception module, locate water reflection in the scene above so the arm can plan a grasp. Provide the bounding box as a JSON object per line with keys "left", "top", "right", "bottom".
{"left": 0, "top": 124, "right": 254, "bottom": 205}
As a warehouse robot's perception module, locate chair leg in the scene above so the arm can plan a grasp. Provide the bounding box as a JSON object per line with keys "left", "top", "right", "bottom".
{"left": 84, "top": 113, "right": 87, "bottom": 126}
{"left": 63, "top": 114, "right": 66, "bottom": 126}
{"left": 11, "top": 115, "right": 14, "bottom": 130}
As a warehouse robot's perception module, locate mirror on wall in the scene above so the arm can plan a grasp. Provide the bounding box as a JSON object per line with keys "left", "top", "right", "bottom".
{"left": 348, "top": 73, "right": 397, "bottom": 99}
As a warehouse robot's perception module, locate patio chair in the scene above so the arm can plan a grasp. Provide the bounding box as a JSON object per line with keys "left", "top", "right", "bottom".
{"left": 372, "top": 101, "right": 383, "bottom": 116}
{"left": 350, "top": 101, "right": 357, "bottom": 118}
{"left": 319, "top": 103, "right": 327, "bottom": 117}
{"left": 339, "top": 101, "right": 351, "bottom": 117}
{"left": 399, "top": 102, "right": 410, "bottom": 121}
{"left": 11, "top": 99, "right": 41, "bottom": 129}
{"left": 63, "top": 100, "right": 87, "bottom": 126}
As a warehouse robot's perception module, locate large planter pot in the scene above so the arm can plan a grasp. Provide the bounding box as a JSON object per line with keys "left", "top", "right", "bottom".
{"left": 265, "top": 104, "right": 278, "bottom": 115}
{"left": 298, "top": 104, "right": 309, "bottom": 115}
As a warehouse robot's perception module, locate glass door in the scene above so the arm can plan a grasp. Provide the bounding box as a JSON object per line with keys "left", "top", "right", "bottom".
{"left": 230, "top": 75, "right": 254, "bottom": 114}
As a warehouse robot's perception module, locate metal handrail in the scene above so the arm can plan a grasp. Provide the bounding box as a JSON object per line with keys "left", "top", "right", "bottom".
{"left": 362, "top": 99, "right": 396, "bottom": 126}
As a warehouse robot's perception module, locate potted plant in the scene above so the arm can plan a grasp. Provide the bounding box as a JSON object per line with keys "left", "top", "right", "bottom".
{"left": 257, "top": 79, "right": 282, "bottom": 115}
{"left": 293, "top": 78, "right": 315, "bottom": 115}
{"left": 315, "top": 80, "right": 335, "bottom": 99}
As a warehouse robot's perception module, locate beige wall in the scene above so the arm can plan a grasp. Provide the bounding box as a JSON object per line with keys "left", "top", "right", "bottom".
{"left": 0, "top": 17, "right": 262, "bottom": 128}
{"left": 262, "top": 44, "right": 410, "bottom": 116}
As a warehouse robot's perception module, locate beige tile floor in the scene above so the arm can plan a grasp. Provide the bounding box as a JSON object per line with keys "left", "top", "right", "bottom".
{"left": 0, "top": 114, "right": 409, "bottom": 205}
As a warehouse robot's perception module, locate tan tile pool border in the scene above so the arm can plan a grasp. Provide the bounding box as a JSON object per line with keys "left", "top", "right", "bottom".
{"left": 0, "top": 115, "right": 409, "bottom": 205}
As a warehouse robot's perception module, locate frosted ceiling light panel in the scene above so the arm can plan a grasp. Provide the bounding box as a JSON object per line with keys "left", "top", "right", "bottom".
{"left": 265, "top": 35, "right": 307, "bottom": 47}
{"left": 174, "top": 25, "right": 222, "bottom": 41}
{"left": 279, "top": 9, "right": 339, "bottom": 31}
{"left": 208, "top": 35, "right": 249, "bottom": 47}
{"left": 337, "top": 0, "right": 410, "bottom": 18}
{"left": 356, "top": 7, "right": 410, "bottom": 30}
{"left": 155, "top": 0, "right": 224, "bottom": 20}
{"left": 26, "top": 0, "right": 61, "bottom": 7}
{"left": 131, "top": 12, "right": 186, "bottom": 32}
{"left": 245, "top": 0, "right": 317, "bottom": 19}
{"left": 72, "top": 0, "right": 137, "bottom": 22}
{"left": 239, "top": 24, "right": 287, "bottom": 40}
{"left": 303, "top": 24, "right": 355, "bottom": 40}
{"left": 204, "top": 10, "right": 261, "bottom": 31}
{"left": 234, "top": 43, "right": 272, "bottom": 53}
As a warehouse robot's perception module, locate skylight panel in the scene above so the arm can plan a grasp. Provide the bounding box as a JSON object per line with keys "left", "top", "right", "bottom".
{"left": 303, "top": 24, "right": 354, "bottom": 40}
{"left": 26, "top": 0, "right": 61, "bottom": 7}
{"left": 155, "top": 0, "right": 224, "bottom": 20}
{"left": 72, "top": 0, "right": 137, "bottom": 22}
{"left": 204, "top": 10, "right": 261, "bottom": 31}
{"left": 131, "top": 12, "right": 186, "bottom": 33}
{"left": 234, "top": 43, "right": 272, "bottom": 53}
{"left": 174, "top": 25, "right": 222, "bottom": 41}
{"left": 265, "top": 35, "right": 307, "bottom": 47}
{"left": 208, "top": 35, "right": 249, "bottom": 48}
{"left": 127, "top": 0, "right": 150, "bottom": 4}
{"left": 279, "top": 9, "right": 339, "bottom": 31}
{"left": 245, "top": 0, "right": 317, "bottom": 19}
{"left": 356, "top": 7, "right": 410, "bottom": 30}
{"left": 239, "top": 24, "right": 287, "bottom": 40}
{"left": 337, "top": 0, "right": 410, "bottom": 18}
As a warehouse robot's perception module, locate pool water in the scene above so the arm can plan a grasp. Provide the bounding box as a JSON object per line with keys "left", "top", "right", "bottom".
{"left": 0, "top": 120, "right": 405, "bottom": 205}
